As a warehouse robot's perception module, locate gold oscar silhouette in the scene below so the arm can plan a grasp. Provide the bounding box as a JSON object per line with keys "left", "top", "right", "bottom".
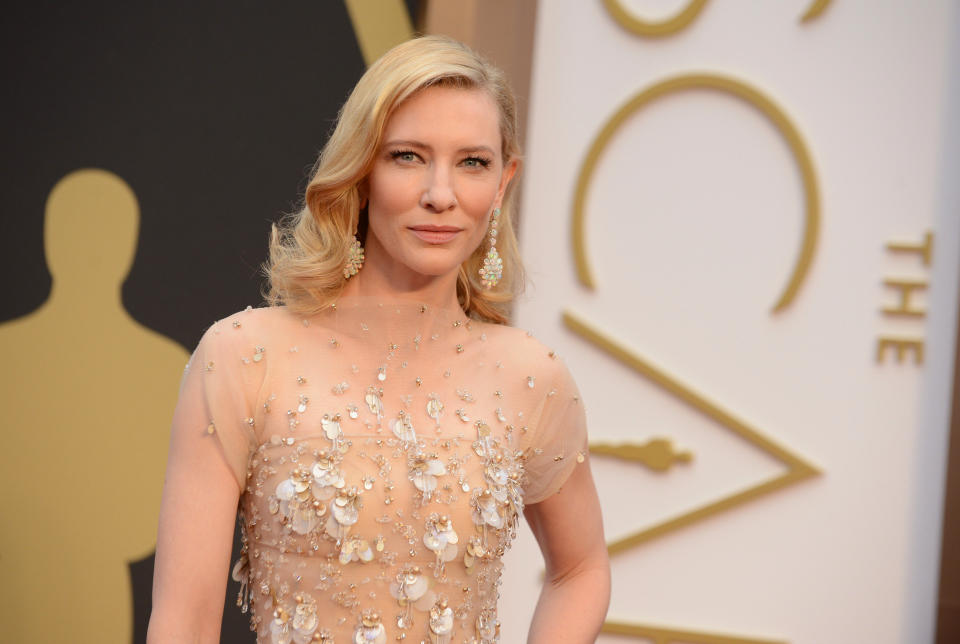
{"left": 0, "top": 169, "right": 188, "bottom": 642}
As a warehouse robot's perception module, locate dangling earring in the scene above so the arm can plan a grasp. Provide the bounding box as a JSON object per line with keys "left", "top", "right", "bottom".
{"left": 478, "top": 207, "right": 503, "bottom": 289}
{"left": 343, "top": 234, "right": 365, "bottom": 279}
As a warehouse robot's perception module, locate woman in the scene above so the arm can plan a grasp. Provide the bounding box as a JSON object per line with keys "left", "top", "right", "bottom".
{"left": 148, "top": 35, "right": 610, "bottom": 644}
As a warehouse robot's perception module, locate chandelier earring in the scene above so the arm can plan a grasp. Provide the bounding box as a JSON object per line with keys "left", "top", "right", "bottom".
{"left": 478, "top": 207, "right": 503, "bottom": 289}
{"left": 343, "top": 234, "right": 365, "bottom": 279}
{"left": 344, "top": 198, "right": 367, "bottom": 280}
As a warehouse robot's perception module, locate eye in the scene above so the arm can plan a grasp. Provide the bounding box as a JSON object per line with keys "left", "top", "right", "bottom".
{"left": 462, "top": 156, "right": 492, "bottom": 169}
{"left": 390, "top": 149, "right": 420, "bottom": 163}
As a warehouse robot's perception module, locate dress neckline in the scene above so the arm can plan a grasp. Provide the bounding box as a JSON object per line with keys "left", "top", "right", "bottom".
{"left": 285, "top": 294, "right": 479, "bottom": 349}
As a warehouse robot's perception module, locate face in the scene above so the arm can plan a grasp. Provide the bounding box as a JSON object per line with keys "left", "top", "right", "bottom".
{"left": 362, "top": 85, "right": 517, "bottom": 284}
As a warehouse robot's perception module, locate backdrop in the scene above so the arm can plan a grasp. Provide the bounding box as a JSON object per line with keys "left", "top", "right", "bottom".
{"left": 505, "top": 1, "right": 960, "bottom": 643}
{"left": 0, "top": 2, "right": 415, "bottom": 641}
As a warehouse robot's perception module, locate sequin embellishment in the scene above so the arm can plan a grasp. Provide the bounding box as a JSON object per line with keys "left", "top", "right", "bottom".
{"left": 208, "top": 301, "right": 586, "bottom": 643}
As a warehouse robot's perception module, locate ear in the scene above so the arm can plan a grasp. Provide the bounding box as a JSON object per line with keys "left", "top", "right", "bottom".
{"left": 357, "top": 181, "right": 369, "bottom": 210}
{"left": 495, "top": 157, "right": 520, "bottom": 205}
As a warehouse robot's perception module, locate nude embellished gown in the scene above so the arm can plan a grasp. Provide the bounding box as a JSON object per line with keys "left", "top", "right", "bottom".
{"left": 171, "top": 296, "right": 587, "bottom": 643}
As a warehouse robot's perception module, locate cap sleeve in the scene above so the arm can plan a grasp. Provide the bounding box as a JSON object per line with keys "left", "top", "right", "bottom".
{"left": 521, "top": 357, "right": 589, "bottom": 505}
{"left": 172, "top": 315, "right": 260, "bottom": 489}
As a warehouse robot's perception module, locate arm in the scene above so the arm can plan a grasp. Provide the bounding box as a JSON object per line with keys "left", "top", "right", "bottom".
{"left": 147, "top": 325, "right": 250, "bottom": 643}
{"left": 524, "top": 456, "right": 610, "bottom": 644}
{"left": 147, "top": 406, "right": 242, "bottom": 643}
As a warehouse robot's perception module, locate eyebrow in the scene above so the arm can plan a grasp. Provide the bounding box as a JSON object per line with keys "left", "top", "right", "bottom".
{"left": 382, "top": 139, "right": 496, "bottom": 156}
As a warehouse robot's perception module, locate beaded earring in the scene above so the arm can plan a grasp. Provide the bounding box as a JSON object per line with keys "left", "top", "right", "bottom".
{"left": 478, "top": 207, "right": 503, "bottom": 288}
{"left": 343, "top": 234, "right": 365, "bottom": 279}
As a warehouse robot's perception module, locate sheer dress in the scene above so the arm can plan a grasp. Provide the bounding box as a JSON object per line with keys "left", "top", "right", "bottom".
{"left": 172, "top": 297, "right": 588, "bottom": 643}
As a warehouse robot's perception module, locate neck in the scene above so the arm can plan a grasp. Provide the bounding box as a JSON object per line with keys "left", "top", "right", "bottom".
{"left": 340, "top": 259, "right": 462, "bottom": 312}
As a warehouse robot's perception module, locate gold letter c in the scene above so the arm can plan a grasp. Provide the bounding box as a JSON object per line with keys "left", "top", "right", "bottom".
{"left": 571, "top": 73, "right": 821, "bottom": 314}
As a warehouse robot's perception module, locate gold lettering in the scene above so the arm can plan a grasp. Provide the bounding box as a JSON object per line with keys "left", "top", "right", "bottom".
{"left": 876, "top": 337, "right": 924, "bottom": 365}
{"left": 886, "top": 231, "right": 933, "bottom": 266}
{"left": 570, "top": 73, "right": 821, "bottom": 314}
{"left": 602, "top": 0, "right": 708, "bottom": 38}
{"left": 881, "top": 279, "right": 927, "bottom": 317}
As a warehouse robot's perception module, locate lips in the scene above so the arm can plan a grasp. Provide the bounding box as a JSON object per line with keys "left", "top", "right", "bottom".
{"left": 409, "top": 225, "right": 462, "bottom": 244}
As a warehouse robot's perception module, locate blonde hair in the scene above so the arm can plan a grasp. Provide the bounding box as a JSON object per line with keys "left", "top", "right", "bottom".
{"left": 265, "top": 35, "right": 524, "bottom": 323}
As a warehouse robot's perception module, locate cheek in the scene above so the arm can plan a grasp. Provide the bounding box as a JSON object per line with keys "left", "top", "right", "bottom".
{"left": 459, "top": 178, "right": 501, "bottom": 220}
{"left": 367, "top": 169, "right": 420, "bottom": 219}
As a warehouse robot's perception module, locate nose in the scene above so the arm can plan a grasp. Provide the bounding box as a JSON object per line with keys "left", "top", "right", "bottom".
{"left": 419, "top": 165, "right": 457, "bottom": 212}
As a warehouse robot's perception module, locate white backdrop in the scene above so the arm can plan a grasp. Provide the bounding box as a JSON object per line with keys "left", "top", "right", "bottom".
{"left": 502, "top": 1, "right": 960, "bottom": 643}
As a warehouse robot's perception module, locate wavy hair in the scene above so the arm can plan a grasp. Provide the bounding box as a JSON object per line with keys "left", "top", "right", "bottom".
{"left": 264, "top": 35, "right": 524, "bottom": 323}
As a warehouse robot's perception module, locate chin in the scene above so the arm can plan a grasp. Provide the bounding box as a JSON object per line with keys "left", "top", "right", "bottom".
{"left": 403, "top": 252, "right": 470, "bottom": 278}
{"left": 408, "top": 260, "right": 463, "bottom": 278}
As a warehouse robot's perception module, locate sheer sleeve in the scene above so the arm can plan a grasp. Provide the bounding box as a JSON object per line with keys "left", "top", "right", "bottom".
{"left": 173, "top": 315, "right": 260, "bottom": 489}
{"left": 521, "top": 358, "right": 589, "bottom": 505}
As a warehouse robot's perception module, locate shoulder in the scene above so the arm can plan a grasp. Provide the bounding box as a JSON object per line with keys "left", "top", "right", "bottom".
{"left": 188, "top": 305, "right": 297, "bottom": 390}
{"left": 476, "top": 321, "right": 576, "bottom": 389}
{"left": 217, "top": 304, "right": 294, "bottom": 330}
{"left": 193, "top": 305, "right": 297, "bottom": 362}
{"left": 202, "top": 305, "right": 296, "bottom": 340}
{"left": 477, "top": 319, "right": 546, "bottom": 351}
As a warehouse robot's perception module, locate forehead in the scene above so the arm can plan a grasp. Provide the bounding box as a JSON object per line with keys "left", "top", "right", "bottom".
{"left": 384, "top": 85, "right": 501, "bottom": 148}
